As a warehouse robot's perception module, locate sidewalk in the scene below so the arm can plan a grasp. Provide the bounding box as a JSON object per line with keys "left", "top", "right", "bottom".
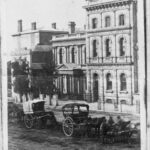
{"left": 46, "top": 99, "right": 139, "bottom": 115}
{"left": 45, "top": 99, "right": 140, "bottom": 124}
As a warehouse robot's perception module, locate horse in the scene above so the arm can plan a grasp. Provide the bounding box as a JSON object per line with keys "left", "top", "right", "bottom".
{"left": 100, "top": 120, "right": 136, "bottom": 144}
{"left": 87, "top": 116, "right": 106, "bottom": 137}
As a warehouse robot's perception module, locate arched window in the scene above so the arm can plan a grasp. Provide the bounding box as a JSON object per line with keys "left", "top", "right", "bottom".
{"left": 105, "top": 16, "right": 111, "bottom": 27}
{"left": 106, "top": 73, "right": 112, "bottom": 90}
{"left": 106, "top": 39, "right": 111, "bottom": 57}
{"left": 92, "top": 18, "right": 98, "bottom": 29}
{"left": 119, "top": 37, "right": 125, "bottom": 56}
{"left": 93, "top": 39, "right": 98, "bottom": 57}
{"left": 71, "top": 47, "right": 75, "bottom": 63}
{"left": 120, "top": 73, "right": 127, "bottom": 91}
{"left": 119, "top": 14, "right": 125, "bottom": 26}
{"left": 59, "top": 48, "right": 63, "bottom": 64}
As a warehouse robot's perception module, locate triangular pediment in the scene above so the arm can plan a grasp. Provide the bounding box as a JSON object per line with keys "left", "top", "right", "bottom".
{"left": 56, "top": 64, "right": 70, "bottom": 70}
{"left": 56, "top": 63, "right": 80, "bottom": 71}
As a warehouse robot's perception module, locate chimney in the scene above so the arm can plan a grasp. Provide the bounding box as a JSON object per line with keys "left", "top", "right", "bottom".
{"left": 52, "top": 23, "right": 56, "bottom": 29}
{"left": 31, "top": 22, "right": 36, "bottom": 30}
{"left": 68, "top": 21, "right": 76, "bottom": 34}
{"left": 18, "top": 19, "right": 23, "bottom": 32}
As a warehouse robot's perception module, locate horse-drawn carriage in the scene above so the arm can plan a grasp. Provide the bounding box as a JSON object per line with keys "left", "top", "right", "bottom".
{"left": 62, "top": 103, "right": 138, "bottom": 143}
{"left": 19, "top": 101, "right": 138, "bottom": 143}
{"left": 22, "top": 99, "right": 57, "bottom": 129}
{"left": 62, "top": 103, "right": 105, "bottom": 137}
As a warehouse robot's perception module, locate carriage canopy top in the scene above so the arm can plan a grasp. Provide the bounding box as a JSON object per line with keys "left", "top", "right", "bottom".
{"left": 62, "top": 103, "right": 89, "bottom": 110}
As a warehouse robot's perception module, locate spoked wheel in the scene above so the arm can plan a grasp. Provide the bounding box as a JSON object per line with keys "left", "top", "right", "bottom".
{"left": 62, "top": 117, "right": 74, "bottom": 137}
{"left": 24, "top": 114, "right": 34, "bottom": 129}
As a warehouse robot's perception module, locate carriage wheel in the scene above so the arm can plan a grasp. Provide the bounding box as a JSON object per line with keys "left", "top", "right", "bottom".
{"left": 62, "top": 117, "right": 74, "bottom": 137}
{"left": 24, "top": 114, "right": 34, "bottom": 129}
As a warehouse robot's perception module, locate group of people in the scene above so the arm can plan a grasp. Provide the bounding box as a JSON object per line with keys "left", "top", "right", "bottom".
{"left": 101, "top": 115, "right": 126, "bottom": 134}
{"left": 108, "top": 115, "right": 124, "bottom": 126}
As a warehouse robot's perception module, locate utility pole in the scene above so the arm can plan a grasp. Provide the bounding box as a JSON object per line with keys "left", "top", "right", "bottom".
{"left": 138, "top": 0, "right": 150, "bottom": 149}
{"left": 0, "top": 23, "right": 3, "bottom": 150}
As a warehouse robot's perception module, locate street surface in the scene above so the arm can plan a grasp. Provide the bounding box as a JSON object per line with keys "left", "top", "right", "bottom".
{"left": 8, "top": 109, "right": 140, "bottom": 150}
{"left": 8, "top": 122, "right": 140, "bottom": 150}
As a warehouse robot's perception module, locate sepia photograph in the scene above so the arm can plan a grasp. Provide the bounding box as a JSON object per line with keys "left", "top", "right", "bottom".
{"left": 0, "top": 0, "right": 150, "bottom": 149}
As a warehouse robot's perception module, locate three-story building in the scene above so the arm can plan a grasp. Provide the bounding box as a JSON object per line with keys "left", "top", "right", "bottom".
{"left": 83, "top": 0, "right": 139, "bottom": 112}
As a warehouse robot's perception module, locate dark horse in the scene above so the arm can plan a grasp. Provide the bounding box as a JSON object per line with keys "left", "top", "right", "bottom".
{"left": 101, "top": 120, "right": 133, "bottom": 143}
{"left": 87, "top": 116, "right": 106, "bottom": 137}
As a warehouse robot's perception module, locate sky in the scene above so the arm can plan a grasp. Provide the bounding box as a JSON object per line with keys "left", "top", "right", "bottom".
{"left": 4, "top": 0, "right": 87, "bottom": 53}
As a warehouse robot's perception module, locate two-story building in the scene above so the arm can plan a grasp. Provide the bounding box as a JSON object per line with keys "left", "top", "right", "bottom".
{"left": 52, "top": 22, "right": 87, "bottom": 100}
{"left": 9, "top": 20, "right": 68, "bottom": 101}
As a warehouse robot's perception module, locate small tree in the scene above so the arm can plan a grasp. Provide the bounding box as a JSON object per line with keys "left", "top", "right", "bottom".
{"left": 11, "top": 57, "right": 29, "bottom": 102}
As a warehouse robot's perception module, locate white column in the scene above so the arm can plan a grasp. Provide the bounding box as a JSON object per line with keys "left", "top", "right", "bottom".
{"left": 75, "top": 46, "right": 79, "bottom": 64}
{"left": 145, "top": 0, "right": 150, "bottom": 149}
{"left": 138, "top": 0, "right": 148, "bottom": 149}
{"left": 86, "top": 37, "right": 90, "bottom": 63}
{"left": 63, "top": 47, "right": 66, "bottom": 64}
{"left": 57, "top": 47, "right": 60, "bottom": 65}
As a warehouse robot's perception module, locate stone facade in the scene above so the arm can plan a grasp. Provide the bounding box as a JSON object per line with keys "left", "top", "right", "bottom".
{"left": 10, "top": 0, "right": 139, "bottom": 113}
{"left": 52, "top": 31, "right": 87, "bottom": 100}
{"left": 83, "top": 0, "right": 139, "bottom": 113}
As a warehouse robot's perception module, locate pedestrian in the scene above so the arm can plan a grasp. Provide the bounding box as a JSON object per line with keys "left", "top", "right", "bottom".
{"left": 107, "top": 115, "right": 115, "bottom": 126}
{"left": 116, "top": 115, "right": 123, "bottom": 126}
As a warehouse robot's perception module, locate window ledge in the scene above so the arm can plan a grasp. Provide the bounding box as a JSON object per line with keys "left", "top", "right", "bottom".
{"left": 120, "top": 91, "right": 128, "bottom": 94}
{"left": 119, "top": 56, "right": 126, "bottom": 58}
{"left": 105, "top": 57, "right": 112, "bottom": 60}
{"left": 106, "top": 90, "right": 113, "bottom": 93}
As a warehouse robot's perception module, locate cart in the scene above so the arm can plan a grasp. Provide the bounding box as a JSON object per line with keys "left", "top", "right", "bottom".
{"left": 23, "top": 99, "right": 57, "bottom": 129}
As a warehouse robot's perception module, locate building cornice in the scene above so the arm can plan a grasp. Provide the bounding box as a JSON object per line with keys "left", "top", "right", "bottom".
{"left": 87, "top": 62, "right": 134, "bottom": 67}
{"left": 52, "top": 37, "right": 86, "bottom": 43}
{"left": 87, "top": 26, "right": 132, "bottom": 34}
{"left": 12, "top": 30, "right": 68, "bottom": 37}
{"left": 83, "top": 0, "right": 136, "bottom": 11}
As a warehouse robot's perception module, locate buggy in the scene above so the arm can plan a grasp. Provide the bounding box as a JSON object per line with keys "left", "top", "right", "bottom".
{"left": 62, "top": 103, "right": 105, "bottom": 137}
{"left": 23, "top": 99, "right": 57, "bottom": 129}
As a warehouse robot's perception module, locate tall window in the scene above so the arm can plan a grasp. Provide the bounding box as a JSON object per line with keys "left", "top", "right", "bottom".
{"left": 93, "top": 40, "right": 98, "bottom": 57}
{"left": 105, "top": 16, "right": 111, "bottom": 27}
{"left": 92, "top": 18, "right": 98, "bottom": 29}
{"left": 119, "top": 14, "right": 125, "bottom": 26}
{"left": 106, "top": 73, "right": 112, "bottom": 90}
{"left": 120, "top": 73, "right": 127, "bottom": 91}
{"left": 119, "top": 37, "right": 125, "bottom": 56}
{"left": 84, "top": 48, "right": 86, "bottom": 64}
{"left": 59, "top": 48, "right": 63, "bottom": 64}
{"left": 106, "top": 39, "right": 111, "bottom": 57}
{"left": 71, "top": 47, "right": 75, "bottom": 63}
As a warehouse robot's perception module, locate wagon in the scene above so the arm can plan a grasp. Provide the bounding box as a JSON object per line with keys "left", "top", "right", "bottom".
{"left": 62, "top": 103, "right": 90, "bottom": 137}
{"left": 23, "top": 99, "right": 57, "bottom": 129}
